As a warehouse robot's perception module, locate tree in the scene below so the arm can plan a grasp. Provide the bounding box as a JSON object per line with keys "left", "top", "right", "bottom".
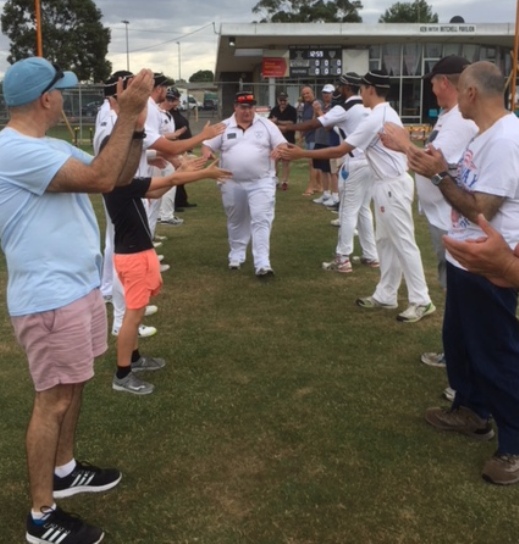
{"left": 378, "top": 0, "right": 438, "bottom": 23}
{"left": 1, "top": 0, "right": 111, "bottom": 82}
{"left": 189, "top": 70, "right": 214, "bottom": 83}
{"left": 252, "top": 0, "right": 363, "bottom": 23}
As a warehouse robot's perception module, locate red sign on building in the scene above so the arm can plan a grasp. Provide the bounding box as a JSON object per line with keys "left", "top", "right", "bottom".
{"left": 262, "top": 57, "right": 288, "bottom": 78}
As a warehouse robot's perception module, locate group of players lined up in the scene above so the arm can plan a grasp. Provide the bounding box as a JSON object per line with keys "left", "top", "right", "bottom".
{"left": 3, "top": 51, "right": 519, "bottom": 544}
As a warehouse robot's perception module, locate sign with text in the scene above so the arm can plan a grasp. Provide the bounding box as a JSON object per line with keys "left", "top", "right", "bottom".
{"left": 289, "top": 45, "right": 342, "bottom": 78}
{"left": 262, "top": 57, "right": 288, "bottom": 78}
{"left": 419, "top": 24, "right": 476, "bottom": 33}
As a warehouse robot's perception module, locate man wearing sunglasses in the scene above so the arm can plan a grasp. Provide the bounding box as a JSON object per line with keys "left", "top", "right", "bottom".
{"left": 202, "top": 91, "right": 288, "bottom": 277}
{"left": 0, "top": 56, "right": 153, "bottom": 544}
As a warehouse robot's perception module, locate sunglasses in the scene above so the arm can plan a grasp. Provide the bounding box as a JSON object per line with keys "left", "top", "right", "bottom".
{"left": 236, "top": 94, "right": 255, "bottom": 103}
{"left": 41, "top": 63, "right": 64, "bottom": 95}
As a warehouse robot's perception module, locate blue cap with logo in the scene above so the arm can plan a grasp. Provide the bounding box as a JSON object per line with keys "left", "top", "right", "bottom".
{"left": 3, "top": 57, "right": 78, "bottom": 107}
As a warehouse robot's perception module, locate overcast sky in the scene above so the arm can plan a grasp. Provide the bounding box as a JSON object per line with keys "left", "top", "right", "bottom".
{"left": 0, "top": 0, "right": 515, "bottom": 80}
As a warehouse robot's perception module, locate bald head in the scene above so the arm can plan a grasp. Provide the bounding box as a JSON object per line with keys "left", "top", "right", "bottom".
{"left": 460, "top": 61, "right": 504, "bottom": 98}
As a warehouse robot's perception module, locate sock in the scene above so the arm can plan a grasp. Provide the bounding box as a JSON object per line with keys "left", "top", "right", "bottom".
{"left": 31, "top": 503, "right": 56, "bottom": 524}
{"left": 116, "top": 365, "right": 132, "bottom": 379}
{"left": 131, "top": 349, "right": 141, "bottom": 363}
{"left": 54, "top": 458, "right": 76, "bottom": 478}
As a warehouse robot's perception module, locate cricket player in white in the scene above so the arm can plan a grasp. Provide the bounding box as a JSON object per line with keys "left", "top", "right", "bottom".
{"left": 281, "top": 70, "right": 435, "bottom": 323}
{"left": 202, "top": 91, "right": 288, "bottom": 277}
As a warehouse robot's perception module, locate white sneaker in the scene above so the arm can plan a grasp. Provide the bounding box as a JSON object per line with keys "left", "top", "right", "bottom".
{"left": 397, "top": 302, "right": 436, "bottom": 323}
{"left": 138, "top": 325, "right": 157, "bottom": 338}
{"left": 112, "top": 324, "right": 157, "bottom": 338}
{"left": 229, "top": 261, "right": 241, "bottom": 270}
{"left": 330, "top": 218, "right": 341, "bottom": 227}
{"left": 153, "top": 241, "right": 162, "bottom": 249}
{"left": 313, "top": 194, "right": 332, "bottom": 205}
{"left": 160, "top": 264, "right": 170, "bottom": 273}
{"left": 443, "top": 386, "right": 456, "bottom": 402}
{"left": 420, "top": 352, "right": 446, "bottom": 368}
{"left": 144, "top": 305, "right": 158, "bottom": 317}
{"left": 324, "top": 197, "right": 339, "bottom": 207}
{"left": 154, "top": 234, "right": 168, "bottom": 241}
{"left": 160, "top": 216, "right": 184, "bottom": 226}
{"left": 157, "top": 254, "right": 164, "bottom": 262}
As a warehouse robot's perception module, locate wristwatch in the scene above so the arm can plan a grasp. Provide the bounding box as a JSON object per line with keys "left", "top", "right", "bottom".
{"left": 431, "top": 171, "right": 450, "bottom": 186}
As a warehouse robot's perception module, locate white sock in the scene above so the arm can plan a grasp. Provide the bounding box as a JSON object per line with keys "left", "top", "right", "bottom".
{"left": 31, "top": 503, "right": 56, "bottom": 521}
{"left": 55, "top": 458, "right": 76, "bottom": 478}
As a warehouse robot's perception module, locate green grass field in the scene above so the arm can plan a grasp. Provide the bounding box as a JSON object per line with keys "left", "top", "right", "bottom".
{"left": 1, "top": 159, "right": 519, "bottom": 543}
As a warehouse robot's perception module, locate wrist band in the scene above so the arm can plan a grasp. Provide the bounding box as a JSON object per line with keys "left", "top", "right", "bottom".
{"left": 132, "top": 130, "right": 146, "bottom": 140}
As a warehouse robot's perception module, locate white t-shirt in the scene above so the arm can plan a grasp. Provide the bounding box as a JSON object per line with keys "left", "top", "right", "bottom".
{"left": 346, "top": 102, "right": 408, "bottom": 181}
{"left": 415, "top": 105, "right": 478, "bottom": 231}
{"left": 318, "top": 97, "right": 369, "bottom": 165}
{"left": 447, "top": 113, "right": 519, "bottom": 268}
{"left": 203, "top": 114, "right": 286, "bottom": 181}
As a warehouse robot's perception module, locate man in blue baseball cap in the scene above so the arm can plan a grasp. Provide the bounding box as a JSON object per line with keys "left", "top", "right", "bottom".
{"left": 0, "top": 56, "right": 154, "bottom": 543}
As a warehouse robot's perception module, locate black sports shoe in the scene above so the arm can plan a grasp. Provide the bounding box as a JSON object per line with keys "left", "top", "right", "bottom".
{"left": 53, "top": 461, "right": 122, "bottom": 499}
{"left": 26, "top": 507, "right": 104, "bottom": 544}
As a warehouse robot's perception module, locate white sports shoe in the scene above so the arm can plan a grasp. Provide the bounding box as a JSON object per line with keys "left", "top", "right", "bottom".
{"left": 396, "top": 302, "right": 436, "bottom": 323}
{"left": 330, "top": 218, "right": 341, "bottom": 227}
{"left": 443, "top": 386, "right": 456, "bottom": 402}
{"left": 157, "top": 254, "right": 165, "bottom": 262}
{"left": 313, "top": 194, "right": 333, "bottom": 205}
{"left": 144, "top": 305, "right": 158, "bottom": 317}
{"left": 112, "top": 324, "right": 157, "bottom": 338}
{"left": 153, "top": 241, "right": 162, "bottom": 249}
{"left": 160, "top": 264, "right": 170, "bottom": 273}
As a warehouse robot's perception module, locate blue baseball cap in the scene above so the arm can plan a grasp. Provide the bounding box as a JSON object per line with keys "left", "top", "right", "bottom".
{"left": 3, "top": 57, "right": 78, "bottom": 107}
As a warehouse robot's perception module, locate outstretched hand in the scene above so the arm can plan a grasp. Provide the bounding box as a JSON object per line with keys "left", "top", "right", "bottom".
{"left": 116, "top": 69, "right": 154, "bottom": 126}
{"left": 204, "top": 159, "right": 232, "bottom": 182}
{"left": 201, "top": 122, "right": 226, "bottom": 140}
{"left": 277, "top": 143, "right": 305, "bottom": 161}
{"left": 443, "top": 214, "right": 519, "bottom": 288}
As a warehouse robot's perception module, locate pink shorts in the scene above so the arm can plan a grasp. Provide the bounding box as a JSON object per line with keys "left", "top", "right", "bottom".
{"left": 114, "top": 249, "right": 162, "bottom": 310}
{"left": 11, "top": 289, "right": 107, "bottom": 392}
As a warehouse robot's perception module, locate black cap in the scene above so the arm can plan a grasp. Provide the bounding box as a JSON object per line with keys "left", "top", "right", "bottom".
{"left": 154, "top": 73, "right": 174, "bottom": 88}
{"left": 166, "top": 87, "right": 181, "bottom": 100}
{"left": 234, "top": 91, "right": 256, "bottom": 106}
{"left": 103, "top": 70, "right": 133, "bottom": 97}
{"left": 278, "top": 92, "right": 288, "bottom": 99}
{"left": 339, "top": 72, "right": 361, "bottom": 86}
{"left": 361, "top": 70, "right": 391, "bottom": 89}
{"left": 423, "top": 55, "right": 470, "bottom": 80}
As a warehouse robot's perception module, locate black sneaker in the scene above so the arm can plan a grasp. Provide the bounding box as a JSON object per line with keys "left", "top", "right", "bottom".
{"left": 53, "top": 461, "right": 121, "bottom": 499}
{"left": 26, "top": 507, "right": 104, "bottom": 544}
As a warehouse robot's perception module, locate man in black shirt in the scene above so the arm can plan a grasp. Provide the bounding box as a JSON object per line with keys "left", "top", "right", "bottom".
{"left": 268, "top": 92, "right": 297, "bottom": 190}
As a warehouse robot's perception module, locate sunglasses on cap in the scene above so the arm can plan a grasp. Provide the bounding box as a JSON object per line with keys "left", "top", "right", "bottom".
{"left": 41, "top": 63, "right": 65, "bottom": 95}
{"left": 236, "top": 94, "right": 255, "bottom": 103}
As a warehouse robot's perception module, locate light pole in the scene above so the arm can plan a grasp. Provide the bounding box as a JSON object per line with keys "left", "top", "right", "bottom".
{"left": 122, "top": 20, "right": 130, "bottom": 71}
{"left": 177, "top": 41, "right": 181, "bottom": 82}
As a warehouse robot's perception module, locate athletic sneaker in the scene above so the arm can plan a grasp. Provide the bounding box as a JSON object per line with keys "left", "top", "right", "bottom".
{"left": 153, "top": 241, "right": 162, "bottom": 249}
{"left": 313, "top": 194, "right": 333, "bottom": 205}
{"left": 482, "top": 453, "right": 519, "bottom": 485}
{"left": 396, "top": 302, "right": 436, "bottom": 323}
{"left": 53, "top": 461, "right": 121, "bottom": 499}
{"left": 420, "top": 352, "right": 446, "bottom": 368}
{"left": 359, "top": 257, "right": 380, "bottom": 268}
{"left": 157, "top": 254, "right": 164, "bottom": 262}
{"left": 160, "top": 216, "right": 184, "bottom": 226}
{"left": 154, "top": 234, "right": 168, "bottom": 241}
{"left": 112, "top": 372, "right": 154, "bottom": 395}
{"left": 144, "top": 305, "right": 158, "bottom": 317}
{"left": 322, "top": 257, "right": 352, "bottom": 273}
{"left": 330, "top": 218, "right": 341, "bottom": 227}
{"left": 355, "top": 296, "right": 398, "bottom": 309}
{"left": 26, "top": 506, "right": 104, "bottom": 544}
{"left": 256, "top": 267, "right": 275, "bottom": 278}
{"left": 443, "top": 386, "right": 456, "bottom": 402}
{"left": 229, "top": 261, "right": 241, "bottom": 270}
{"left": 324, "top": 197, "right": 339, "bottom": 208}
{"left": 424, "top": 406, "right": 494, "bottom": 441}
{"left": 111, "top": 324, "right": 157, "bottom": 338}
{"left": 131, "top": 356, "right": 166, "bottom": 372}
{"left": 160, "top": 264, "right": 170, "bottom": 273}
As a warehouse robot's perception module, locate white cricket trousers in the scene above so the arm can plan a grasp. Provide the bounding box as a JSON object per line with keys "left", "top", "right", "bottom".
{"left": 372, "top": 173, "right": 431, "bottom": 306}
{"left": 220, "top": 178, "right": 276, "bottom": 271}
{"left": 336, "top": 160, "right": 378, "bottom": 261}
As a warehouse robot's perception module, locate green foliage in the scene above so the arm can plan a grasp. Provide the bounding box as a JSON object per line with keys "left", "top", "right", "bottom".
{"left": 252, "top": 0, "right": 363, "bottom": 23}
{"left": 1, "top": 0, "right": 111, "bottom": 82}
{"left": 189, "top": 70, "right": 214, "bottom": 83}
{"left": 379, "top": 0, "right": 438, "bottom": 23}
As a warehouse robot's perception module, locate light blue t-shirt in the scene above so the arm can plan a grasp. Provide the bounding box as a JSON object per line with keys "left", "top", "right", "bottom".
{"left": 0, "top": 128, "right": 101, "bottom": 316}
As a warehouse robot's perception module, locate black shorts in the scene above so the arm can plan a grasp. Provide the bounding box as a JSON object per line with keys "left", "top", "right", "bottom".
{"left": 312, "top": 143, "right": 331, "bottom": 173}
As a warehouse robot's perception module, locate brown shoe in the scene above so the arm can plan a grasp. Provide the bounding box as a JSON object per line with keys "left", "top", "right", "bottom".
{"left": 424, "top": 406, "right": 494, "bottom": 441}
{"left": 482, "top": 453, "right": 519, "bottom": 485}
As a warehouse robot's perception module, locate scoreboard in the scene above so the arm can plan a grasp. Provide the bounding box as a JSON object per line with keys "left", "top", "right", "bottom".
{"left": 289, "top": 45, "right": 342, "bottom": 78}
